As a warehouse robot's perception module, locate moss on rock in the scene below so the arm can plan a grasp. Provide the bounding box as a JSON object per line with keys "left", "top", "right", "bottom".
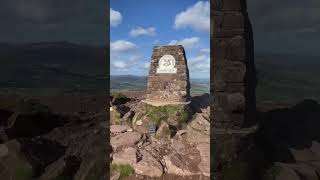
{"left": 132, "top": 103, "right": 192, "bottom": 133}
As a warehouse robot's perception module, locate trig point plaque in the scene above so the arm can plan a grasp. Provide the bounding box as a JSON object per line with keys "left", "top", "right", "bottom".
{"left": 143, "top": 45, "right": 191, "bottom": 106}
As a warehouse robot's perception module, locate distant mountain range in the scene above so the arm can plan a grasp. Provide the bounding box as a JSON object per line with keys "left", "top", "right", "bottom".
{"left": 0, "top": 41, "right": 319, "bottom": 102}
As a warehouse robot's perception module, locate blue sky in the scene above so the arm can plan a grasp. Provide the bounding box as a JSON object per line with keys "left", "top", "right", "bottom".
{"left": 110, "top": 0, "right": 209, "bottom": 79}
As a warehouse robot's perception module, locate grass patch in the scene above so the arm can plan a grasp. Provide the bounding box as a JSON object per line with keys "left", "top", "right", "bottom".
{"left": 111, "top": 107, "right": 122, "bottom": 125}
{"left": 144, "top": 104, "right": 190, "bottom": 125}
{"left": 111, "top": 164, "right": 134, "bottom": 179}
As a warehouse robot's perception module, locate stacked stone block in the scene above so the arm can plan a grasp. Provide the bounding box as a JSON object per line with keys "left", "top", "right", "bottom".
{"left": 146, "top": 45, "right": 191, "bottom": 104}
{"left": 211, "top": 0, "right": 256, "bottom": 129}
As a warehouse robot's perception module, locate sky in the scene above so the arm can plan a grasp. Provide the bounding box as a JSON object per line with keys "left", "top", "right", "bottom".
{"left": 247, "top": 0, "right": 320, "bottom": 56}
{"left": 0, "top": 0, "right": 106, "bottom": 45}
{"left": 110, "top": 0, "right": 210, "bottom": 79}
{"left": 0, "top": 0, "right": 319, "bottom": 57}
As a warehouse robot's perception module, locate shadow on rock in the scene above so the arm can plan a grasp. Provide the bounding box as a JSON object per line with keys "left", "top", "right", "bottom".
{"left": 190, "top": 93, "right": 210, "bottom": 113}
{"left": 255, "top": 99, "right": 320, "bottom": 162}
{"left": 5, "top": 112, "right": 67, "bottom": 140}
{"left": 233, "top": 99, "right": 320, "bottom": 180}
{"left": 19, "top": 137, "right": 66, "bottom": 177}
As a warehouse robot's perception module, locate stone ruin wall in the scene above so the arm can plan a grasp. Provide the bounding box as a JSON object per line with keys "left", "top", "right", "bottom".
{"left": 211, "top": 0, "right": 256, "bottom": 129}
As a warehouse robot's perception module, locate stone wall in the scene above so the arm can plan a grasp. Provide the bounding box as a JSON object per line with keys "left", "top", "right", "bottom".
{"left": 211, "top": 0, "right": 256, "bottom": 129}
{"left": 146, "top": 45, "right": 191, "bottom": 103}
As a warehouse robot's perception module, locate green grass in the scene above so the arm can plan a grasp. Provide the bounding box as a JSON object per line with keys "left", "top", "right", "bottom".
{"left": 111, "top": 164, "right": 134, "bottom": 179}
{"left": 144, "top": 104, "right": 190, "bottom": 125}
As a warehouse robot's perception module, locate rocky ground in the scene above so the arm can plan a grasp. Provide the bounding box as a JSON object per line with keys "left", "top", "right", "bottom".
{"left": 110, "top": 92, "right": 210, "bottom": 179}
{"left": 213, "top": 99, "right": 320, "bottom": 180}
{"left": 0, "top": 95, "right": 108, "bottom": 180}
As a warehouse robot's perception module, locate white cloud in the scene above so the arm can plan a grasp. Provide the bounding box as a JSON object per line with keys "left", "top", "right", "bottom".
{"left": 112, "top": 61, "right": 127, "bottom": 69}
{"left": 200, "top": 48, "right": 210, "bottom": 54}
{"left": 169, "top": 37, "right": 200, "bottom": 49}
{"left": 188, "top": 54, "right": 210, "bottom": 72}
{"left": 111, "top": 55, "right": 140, "bottom": 71}
{"left": 110, "top": 40, "right": 137, "bottom": 53}
{"left": 129, "top": 27, "right": 156, "bottom": 37}
{"left": 144, "top": 62, "right": 150, "bottom": 69}
{"left": 174, "top": 1, "right": 210, "bottom": 32}
{"left": 110, "top": 8, "right": 122, "bottom": 27}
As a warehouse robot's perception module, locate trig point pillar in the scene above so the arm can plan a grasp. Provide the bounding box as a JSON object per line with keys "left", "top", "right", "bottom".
{"left": 143, "top": 45, "right": 191, "bottom": 106}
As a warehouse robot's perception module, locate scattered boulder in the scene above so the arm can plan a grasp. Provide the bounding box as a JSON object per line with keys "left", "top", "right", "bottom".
{"left": 112, "top": 147, "right": 137, "bottom": 167}
{"left": 134, "top": 150, "right": 163, "bottom": 177}
{"left": 122, "top": 110, "right": 135, "bottom": 124}
{"left": 186, "top": 126, "right": 209, "bottom": 144}
{"left": 186, "top": 113, "right": 210, "bottom": 144}
{"left": 110, "top": 125, "right": 132, "bottom": 136}
{"left": 171, "top": 139, "right": 187, "bottom": 155}
{"left": 196, "top": 143, "right": 210, "bottom": 177}
{"left": 155, "top": 121, "right": 171, "bottom": 141}
{"left": 189, "top": 113, "right": 210, "bottom": 135}
{"left": 110, "top": 132, "right": 141, "bottom": 152}
{"left": 164, "top": 152, "right": 200, "bottom": 176}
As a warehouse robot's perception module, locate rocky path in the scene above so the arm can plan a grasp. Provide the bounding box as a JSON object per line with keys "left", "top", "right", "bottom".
{"left": 110, "top": 93, "right": 211, "bottom": 179}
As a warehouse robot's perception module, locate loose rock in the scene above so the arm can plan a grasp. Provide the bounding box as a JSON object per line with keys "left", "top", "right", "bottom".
{"left": 112, "top": 147, "right": 137, "bottom": 167}
{"left": 134, "top": 150, "right": 163, "bottom": 177}
{"left": 111, "top": 132, "right": 141, "bottom": 152}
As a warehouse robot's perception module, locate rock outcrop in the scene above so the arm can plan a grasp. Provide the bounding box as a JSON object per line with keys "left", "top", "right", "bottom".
{"left": 110, "top": 91, "right": 210, "bottom": 179}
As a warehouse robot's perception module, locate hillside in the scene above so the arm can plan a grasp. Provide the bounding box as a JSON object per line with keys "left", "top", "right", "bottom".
{"left": 0, "top": 42, "right": 319, "bottom": 103}
{"left": 255, "top": 53, "right": 320, "bottom": 103}
{"left": 110, "top": 75, "right": 210, "bottom": 95}
{"left": 0, "top": 42, "right": 107, "bottom": 96}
